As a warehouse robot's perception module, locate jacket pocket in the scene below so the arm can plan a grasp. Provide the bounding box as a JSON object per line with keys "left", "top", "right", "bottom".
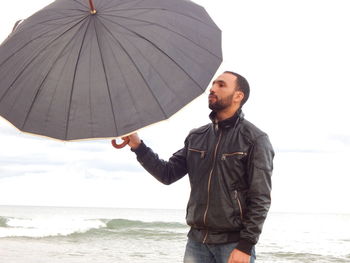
{"left": 221, "top": 152, "right": 247, "bottom": 161}
{"left": 187, "top": 148, "right": 207, "bottom": 177}
{"left": 233, "top": 190, "right": 244, "bottom": 220}
{"left": 188, "top": 148, "right": 206, "bottom": 159}
{"left": 220, "top": 152, "right": 247, "bottom": 184}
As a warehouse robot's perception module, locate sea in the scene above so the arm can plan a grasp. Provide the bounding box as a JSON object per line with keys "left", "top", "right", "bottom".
{"left": 0, "top": 205, "right": 349, "bottom": 263}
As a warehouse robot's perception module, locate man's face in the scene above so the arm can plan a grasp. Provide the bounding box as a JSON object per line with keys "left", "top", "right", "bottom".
{"left": 208, "top": 73, "right": 240, "bottom": 111}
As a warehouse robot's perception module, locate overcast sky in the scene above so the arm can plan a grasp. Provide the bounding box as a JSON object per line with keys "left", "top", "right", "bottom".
{"left": 0, "top": 0, "right": 349, "bottom": 213}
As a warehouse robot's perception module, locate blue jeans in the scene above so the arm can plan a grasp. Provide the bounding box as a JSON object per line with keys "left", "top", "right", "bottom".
{"left": 183, "top": 238, "right": 256, "bottom": 263}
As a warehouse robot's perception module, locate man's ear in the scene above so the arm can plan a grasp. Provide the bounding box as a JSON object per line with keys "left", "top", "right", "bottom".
{"left": 234, "top": 91, "right": 244, "bottom": 104}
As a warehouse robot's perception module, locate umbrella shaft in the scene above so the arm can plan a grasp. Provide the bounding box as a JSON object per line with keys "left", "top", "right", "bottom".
{"left": 89, "top": 0, "right": 97, "bottom": 14}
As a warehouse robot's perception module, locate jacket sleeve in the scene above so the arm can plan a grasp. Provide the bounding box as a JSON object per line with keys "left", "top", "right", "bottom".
{"left": 131, "top": 140, "right": 188, "bottom": 185}
{"left": 236, "top": 134, "right": 274, "bottom": 254}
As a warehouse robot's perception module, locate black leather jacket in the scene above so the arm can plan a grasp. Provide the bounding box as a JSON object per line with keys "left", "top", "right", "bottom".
{"left": 133, "top": 110, "right": 274, "bottom": 255}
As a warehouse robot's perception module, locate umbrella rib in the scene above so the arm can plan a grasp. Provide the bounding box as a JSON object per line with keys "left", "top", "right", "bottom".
{"left": 93, "top": 18, "right": 120, "bottom": 135}
{"left": 102, "top": 33, "right": 140, "bottom": 129}
{"left": 87, "top": 27, "right": 94, "bottom": 138}
{"left": 0, "top": 15, "right": 87, "bottom": 69}
{"left": 96, "top": 17, "right": 168, "bottom": 119}
{"left": 20, "top": 20, "right": 90, "bottom": 131}
{"left": 42, "top": 29, "right": 89, "bottom": 137}
{"left": 99, "top": 0, "right": 143, "bottom": 12}
{"left": 0, "top": 16, "right": 89, "bottom": 104}
{"left": 100, "top": 16, "right": 204, "bottom": 93}
{"left": 64, "top": 18, "right": 92, "bottom": 140}
{"left": 101, "top": 8, "right": 218, "bottom": 29}
{"left": 100, "top": 17, "right": 185, "bottom": 106}
{"left": 35, "top": 14, "right": 87, "bottom": 26}
{"left": 118, "top": 34, "right": 178, "bottom": 109}
{"left": 101, "top": 13, "right": 221, "bottom": 60}
{"left": 71, "top": 0, "right": 89, "bottom": 9}
{"left": 95, "top": 0, "right": 117, "bottom": 11}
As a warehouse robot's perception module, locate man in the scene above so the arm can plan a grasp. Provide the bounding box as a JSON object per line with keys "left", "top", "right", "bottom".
{"left": 121, "top": 71, "right": 274, "bottom": 263}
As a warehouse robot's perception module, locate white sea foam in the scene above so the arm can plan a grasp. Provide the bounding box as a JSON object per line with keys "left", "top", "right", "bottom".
{"left": 0, "top": 216, "right": 105, "bottom": 238}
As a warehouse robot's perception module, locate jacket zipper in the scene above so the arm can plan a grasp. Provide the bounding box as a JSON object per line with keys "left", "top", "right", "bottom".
{"left": 234, "top": 190, "right": 243, "bottom": 220}
{"left": 188, "top": 148, "right": 206, "bottom": 159}
{"left": 203, "top": 130, "right": 223, "bottom": 243}
{"left": 221, "top": 152, "right": 247, "bottom": 161}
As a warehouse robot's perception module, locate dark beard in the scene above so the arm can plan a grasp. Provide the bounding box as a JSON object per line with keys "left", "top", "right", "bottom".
{"left": 208, "top": 93, "right": 234, "bottom": 111}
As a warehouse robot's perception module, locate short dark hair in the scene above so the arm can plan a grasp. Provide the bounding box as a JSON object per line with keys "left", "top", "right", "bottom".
{"left": 224, "top": 71, "right": 250, "bottom": 107}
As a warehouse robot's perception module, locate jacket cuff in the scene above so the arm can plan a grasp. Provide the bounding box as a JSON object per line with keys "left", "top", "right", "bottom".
{"left": 130, "top": 140, "right": 149, "bottom": 157}
{"left": 236, "top": 239, "right": 254, "bottom": 255}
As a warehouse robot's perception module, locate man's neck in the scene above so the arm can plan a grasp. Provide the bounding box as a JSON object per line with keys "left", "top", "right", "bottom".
{"left": 216, "top": 106, "right": 240, "bottom": 121}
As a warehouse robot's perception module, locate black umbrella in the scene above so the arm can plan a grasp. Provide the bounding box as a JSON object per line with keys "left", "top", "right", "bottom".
{"left": 0, "top": 0, "right": 222, "bottom": 141}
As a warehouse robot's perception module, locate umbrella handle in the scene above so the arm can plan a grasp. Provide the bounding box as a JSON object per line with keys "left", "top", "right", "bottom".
{"left": 111, "top": 138, "right": 130, "bottom": 149}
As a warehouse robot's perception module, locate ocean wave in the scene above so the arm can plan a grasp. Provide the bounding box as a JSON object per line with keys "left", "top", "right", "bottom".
{"left": 0, "top": 216, "right": 105, "bottom": 238}
{"left": 67, "top": 219, "right": 188, "bottom": 240}
{"left": 0, "top": 216, "right": 187, "bottom": 239}
{"left": 0, "top": 216, "right": 9, "bottom": 227}
{"left": 104, "top": 218, "right": 186, "bottom": 230}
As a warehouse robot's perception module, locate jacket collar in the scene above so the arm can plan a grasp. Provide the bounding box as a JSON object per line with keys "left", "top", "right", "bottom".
{"left": 209, "top": 109, "right": 244, "bottom": 129}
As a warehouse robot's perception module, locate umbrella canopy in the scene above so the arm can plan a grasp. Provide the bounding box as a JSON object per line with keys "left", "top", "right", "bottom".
{"left": 0, "top": 0, "right": 222, "bottom": 141}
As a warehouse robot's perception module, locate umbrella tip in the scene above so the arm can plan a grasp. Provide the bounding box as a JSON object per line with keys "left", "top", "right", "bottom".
{"left": 88, "top": 0, "right": 97, "bottom": 14}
